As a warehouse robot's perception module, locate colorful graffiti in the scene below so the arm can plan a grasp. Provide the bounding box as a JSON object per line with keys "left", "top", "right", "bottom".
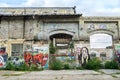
{"left": 0, "top": 47, "right": 8, "bottom": 68}
{"left": 24, "top": 46, "right": 49, "bottom": 69}
{"left": 75, "top": 45, "right": 90, "bottom": 66}
{"left": 55, "top": 52, "right": 76, "bottom": 62}
{"left": 78, "top": 47, "right": 90, "bottom": 66}
{"left": 115, "top": 44, "right": 120, "bottom": 63}
{"left": 7, "top": 56, "right": 24, "bottom": 66}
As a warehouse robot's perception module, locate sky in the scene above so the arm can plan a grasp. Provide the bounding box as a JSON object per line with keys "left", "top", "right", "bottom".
{"left": 0, "top": 0, "right": 120, "bottom": 16}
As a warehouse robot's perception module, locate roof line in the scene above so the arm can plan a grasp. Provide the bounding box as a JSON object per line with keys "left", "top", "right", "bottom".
{"left": 0, "top": 7, "right": 75, "bottom": 9}
{"left": 0, "top": 14, "right": 82, "bottom": 17}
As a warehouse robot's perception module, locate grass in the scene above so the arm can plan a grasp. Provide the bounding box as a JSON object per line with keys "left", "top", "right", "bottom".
{"left": 2, "top": 73, "right": 22, "bottom": 76}
{"left": 114, "top": 72, "right": 120, "bottom": 74}
{"left": 94, "top": 70, "right": 105, "bottom": 74}
{"left": 111, "top": 74, "right": 118, "bottom": 78}
{"left": 2, "top": 72, "right": 26, "bottom": 76}
{"left": 55, "top": 77, "right": 58, "bottom": 79}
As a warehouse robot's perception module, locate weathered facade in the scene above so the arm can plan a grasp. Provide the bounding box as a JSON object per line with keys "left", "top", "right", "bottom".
{"left": 0, "top": 7, "right": 120, "bottom": 63}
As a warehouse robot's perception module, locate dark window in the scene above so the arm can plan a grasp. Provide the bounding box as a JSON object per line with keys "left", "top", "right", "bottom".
{"left": 100, "top": 53, "right": 106, "bottom": 60}
{"left": 11, "top": 44, "right": 23, "bottom": 56}
{"left": 90, "top": 53, "right": 96, "bottom": 59}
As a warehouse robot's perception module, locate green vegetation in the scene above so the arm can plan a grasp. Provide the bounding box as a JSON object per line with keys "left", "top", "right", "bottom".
{"left": 104, "top": 60, "right": 119, "bottom": 69}
{"left": 111, "top": 74, "right": 118, "bottom": 78}
{"left": 49, "top": 42, "right": 57, "bottom": 54}
{"left": 2, "top": 73, "right": 22, "bottom": 76}
{"left": 84, "top": 58, "right": 102, "bottom": 70}
{"left": 63, "top": 63, "right": 70, "bottom": 69}
{"left": 50, "top": 59, "right": 63, "bottom": 70}
{"left": 76, "top": 66, "right": 84, "bottom": 70}
{"left": 5, "top": 62, "right": 43, "bottom": 71}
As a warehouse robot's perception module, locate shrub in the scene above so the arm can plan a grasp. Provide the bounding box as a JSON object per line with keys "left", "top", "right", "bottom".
{"left": 50, "top": 59, "right": 63, "bottom": 70}
{"left": 5, "top": 62, "right": 15, "bottom": 70}
{"left": 5, "top": 62, "right": 28, "bottom": 71}
{"left": 105, "top": 60, "right": 119, "bottom": 69}
{"left": 5, "top": 62, "right": 42, "bottom": 71}
{"left": 63, "top": 63, "right": 70, "bottom": 69}
{"left": 76, "top": 66, "right": 84, "bottom": 70}
{"left": 85, "top": 58, "right": 102, "bottom": 70}
{"left": 49, "top": 42, "right": 57, "bottom": 54}
{"left": 29, "top": 64, "right": 40, "bottom": 71}
{"left": 17, "top": 63, "right": 29, "bottom": 71}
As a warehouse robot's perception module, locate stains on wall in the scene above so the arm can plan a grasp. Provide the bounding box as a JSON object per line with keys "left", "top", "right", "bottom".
{"left": 90, "top": 49, "right": 113, "bottom": 61}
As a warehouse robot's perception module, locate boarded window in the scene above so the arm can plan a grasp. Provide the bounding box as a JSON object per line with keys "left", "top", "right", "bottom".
{"left": 11, "top": 44, "right": 23, "bottom": 56}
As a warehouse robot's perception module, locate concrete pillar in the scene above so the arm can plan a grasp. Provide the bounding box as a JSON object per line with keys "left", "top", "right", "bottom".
{"left": 53, "top": 38, "right": 56, "bottom": 47}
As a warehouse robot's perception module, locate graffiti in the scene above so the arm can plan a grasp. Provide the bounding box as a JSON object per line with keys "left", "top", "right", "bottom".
{"left": 99, "top": 24, "right": 106, "bottom": 29}
{"left": 88, "top": 24, "right": 95, "bottom": 30}
{"left": 0, "top": 47, "right": 8, "bottom": 68}
{"left": 115, "top": 45, "right": 120, "bottom": 55}
{"left": 8, "top": 57, "right": 24, "bottom": 66}
{"left": 115, "top": 44, "right": 120, "bottom": 63}
{"left": 56, "top": 52, "right": 76, "bottom": 62}
{"left": 0, "top": 56, "right": 5, "bottom": 67}
{"left": 78, "top": 47, "right": 90, "bottom": 67}
{"left": 118, "top": 56, "right": 120, "bottom": 63}
{"left": 24, "top": 46, "right": 49, "bottom": 69}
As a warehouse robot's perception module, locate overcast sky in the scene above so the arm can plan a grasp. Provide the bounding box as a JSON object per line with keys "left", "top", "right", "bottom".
{"left": 0, "top": 0, "right": 120, "bottom": 16}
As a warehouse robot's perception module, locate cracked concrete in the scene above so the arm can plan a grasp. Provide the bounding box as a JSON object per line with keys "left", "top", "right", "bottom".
{"left": 0, "top": 69, "right": 120, "bottom": 80}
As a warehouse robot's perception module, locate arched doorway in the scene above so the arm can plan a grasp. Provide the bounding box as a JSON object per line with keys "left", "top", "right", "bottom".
{"left": 90, "top": 33, "right": 113, "bottom": 48}
{"left": 90, "top": 33, "right": 113, "bottom": 60}
{"left": 50, "top": 33, "right": 73, "bottom": 50}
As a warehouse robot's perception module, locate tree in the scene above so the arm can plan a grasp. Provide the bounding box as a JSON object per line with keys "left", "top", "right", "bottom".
{"left": 69, "top": 41, "right": 74, "bottom": 63}
{"left": 49, "top": 42, "right": 57, "bottom": 54}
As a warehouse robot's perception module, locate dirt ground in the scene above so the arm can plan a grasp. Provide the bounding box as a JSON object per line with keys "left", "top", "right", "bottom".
{"left": 0, "top": 69, "right": 120, "bottom": 80}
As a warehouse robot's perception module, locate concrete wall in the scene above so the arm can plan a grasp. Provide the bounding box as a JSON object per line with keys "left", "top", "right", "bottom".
{"left": 79, "top": 17, "right": 120, "bottom": 40}
{"left": 0, "top": 7, "right": 75, "bottom": 15}
{"left": 0, "top": 15, "right": 120, "bottom": 60}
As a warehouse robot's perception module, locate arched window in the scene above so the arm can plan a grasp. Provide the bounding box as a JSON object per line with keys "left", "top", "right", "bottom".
{"left": 90, "top": 33, "right": 112, "bottom": 48}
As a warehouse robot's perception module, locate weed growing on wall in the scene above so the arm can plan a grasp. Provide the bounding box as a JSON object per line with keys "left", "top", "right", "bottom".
{"left": 49, "top": 42, "right": 57, "bottom": 54}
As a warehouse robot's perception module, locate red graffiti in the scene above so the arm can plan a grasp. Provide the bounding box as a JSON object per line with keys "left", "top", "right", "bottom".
{"left": 24, "top": 51, "right": 48, "bottom": 67}
{"left": 42, "top": 54, "right": 48, "bottom": 66}
{"left": 0, "top": 63, "right": 3, "bottom": 67}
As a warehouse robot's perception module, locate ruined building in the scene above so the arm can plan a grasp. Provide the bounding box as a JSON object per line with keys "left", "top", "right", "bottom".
{"left": 0, "top": 7, "right": 120, "bottom": 62}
